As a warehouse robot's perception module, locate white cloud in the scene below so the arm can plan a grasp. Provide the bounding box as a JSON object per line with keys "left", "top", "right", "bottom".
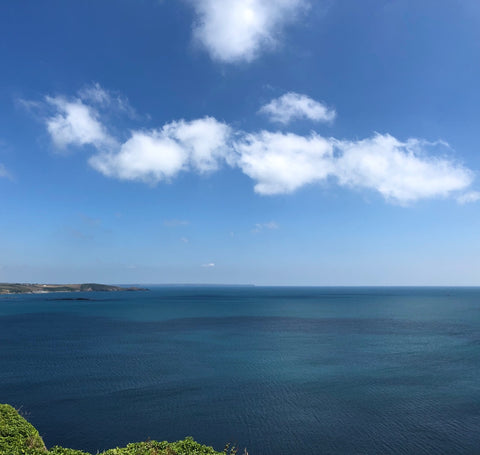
{"left": 232, "top": 130, "right": 473, "bottom": 203}
{"left": 252, "top": 221, "right": 279, "bottom": 233}
{"left": 191, "top": 0, "right": 307, "bottom": 62}
{"left": 202, "top": 262, "right": 216, "bottom": 267}
{"left": 78, "top": 82, "right": 137, "bottom": 118}
{"left": 89, "top": 130, "right": 186, "bottom": 182}
{"left": 42, "top": 83, "right": 136, "bottom": 152}
{"left": 333, "top": 135, "right": 473, "bottom": 204}
{"left": 78, "top": 83, "right": 111, "bottom": 106}
{"left": 89, "top": 117, "right": 231, "bottom": 183}
{"left": 33, "top": 87, "right": 477, "bottom": 205}
{"left": 164, "top": 117, "right": 233, "bottom": 172}
{"left": 259, "top": 92, "right": 336, "bottom": 124}
{"left": 45, "top": 96, "right": 115, "bottom": 150}
{"left": 457, "top": 191, "right": 480, "bottom": 204}
{"left": 0, "top": 163, "right": 10, "bottom": 179}
{"left": 164, "top": 219, "right": 190, "bottom": 227}
{"left": 235, "top": 130, "right": 334, "bottom": 194}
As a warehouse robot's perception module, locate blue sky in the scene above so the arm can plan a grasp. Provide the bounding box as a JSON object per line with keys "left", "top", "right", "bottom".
{"left": 1, "top": 0, "right": 480, "bottom": 285}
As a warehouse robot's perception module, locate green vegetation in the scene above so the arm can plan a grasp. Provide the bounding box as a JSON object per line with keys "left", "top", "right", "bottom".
{"left": 0, "top": 283, "right": 148, "bottom": 295}
{"left": 0, "top": 404, "right": 240, "bottom": 455}
{"left": 0, "top": 404, "right": 46, "bottom": 455}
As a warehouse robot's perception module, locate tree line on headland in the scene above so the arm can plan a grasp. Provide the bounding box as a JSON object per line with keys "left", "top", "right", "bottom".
{"left": 0, "top": 283, "right": 148, "bottom": 295}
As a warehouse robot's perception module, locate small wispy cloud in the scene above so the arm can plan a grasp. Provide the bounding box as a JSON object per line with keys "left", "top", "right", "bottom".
{"left": 80, "top": 214, "right": 102, "bottom": 227}
{"left": 78, "top": 83, "right": 111, "bottom": 106}
{"left": 63, "top": 227, "right": 94, "bottom": 241}
{"left": 16, "top": 99, "right": 43, "bottom": 113}
{"left": 180, "top": 237, "right": 189, "bottom": 243}
{"left": 0, "top": 163, "right": 11, "bottom": 179}
{"left": 61, "top": 213, "right": 108, "bottom": 243}
{"left": 201, "top": 262, "right": 216, "bottom": 267}
{"left": 457, "top": 191, "right": 480, "bottom": 204}
{"left": 78, "top": 82, "right": 138, "bottom": 119}
{"left": 252, "top": 221, "right": 279, "bottom": 233}
{"left": 259, "top": 92, "right": 336, "bottom": 124}
{"left": 163, "top": 219, "right": 190, "bottom": 227}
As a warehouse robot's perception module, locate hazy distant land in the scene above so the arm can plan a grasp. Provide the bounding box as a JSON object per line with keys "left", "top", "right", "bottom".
{"left": 0, "top": 283, "right": 148, "bottom": 295}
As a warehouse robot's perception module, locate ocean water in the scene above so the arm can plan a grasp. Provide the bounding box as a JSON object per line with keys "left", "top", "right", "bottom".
{"left": 0, "top": 287, "right": 479, "bottom": 455}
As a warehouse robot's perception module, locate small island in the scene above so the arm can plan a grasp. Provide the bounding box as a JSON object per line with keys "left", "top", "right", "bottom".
{"left": 0, "top": 283, "right": 149, "bottom": 295}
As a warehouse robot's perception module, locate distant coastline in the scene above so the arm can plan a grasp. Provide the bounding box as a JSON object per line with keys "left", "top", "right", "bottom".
{"left": 0, "top": 283, "right": 149, "bottom": 295}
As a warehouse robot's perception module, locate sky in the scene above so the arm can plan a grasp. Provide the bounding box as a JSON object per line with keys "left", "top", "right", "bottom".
{"left": 1, "top": 0, "right": 480, "bottom": 285}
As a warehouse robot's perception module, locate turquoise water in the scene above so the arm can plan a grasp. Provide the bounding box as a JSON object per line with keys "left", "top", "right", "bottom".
{"left": 1, "top": 287, "right": 479, "bottom": 454}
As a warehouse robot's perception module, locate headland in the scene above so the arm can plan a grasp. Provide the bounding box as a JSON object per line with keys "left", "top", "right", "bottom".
{"left": 0, "top": 283, "right": 149, "bottom": 295}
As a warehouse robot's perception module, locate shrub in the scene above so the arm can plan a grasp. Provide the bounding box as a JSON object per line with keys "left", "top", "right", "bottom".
{"left": 0, "top": 404, "right": 228, "bottom": 455}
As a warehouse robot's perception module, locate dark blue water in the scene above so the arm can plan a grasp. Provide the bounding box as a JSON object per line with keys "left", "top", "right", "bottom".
{"left": 1, "top": 287, "right": 479, "bottom": 454}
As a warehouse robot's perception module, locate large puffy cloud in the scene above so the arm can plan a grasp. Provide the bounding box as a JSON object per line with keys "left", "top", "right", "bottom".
{"left": 163, "top": 117, "right": 234, "bottom": 172}
{"left": 89, "top": 117, "right": 232, "bottom": 183}
{"left": 235, "top": 131, "right": 333, "bottom": 194}
{"left": 333, "top": 135, "right": 473, "bottom": 203}
{"left": 259, "top": 92, "right": 336, "bottom": 124}
{"left": 37, "top": 86, "right": 477, "bottom": 204}
{"left": 89, "top": 131, "right": 186, "bottom": 182}
{"left": 234, "top": 131, "right": 473, "bottom": 203}
{"left": 45, "top": 96, "right": 115, "bottom": 150}
{"left": 191, "top": 0, "right": 306, "bottom": 62}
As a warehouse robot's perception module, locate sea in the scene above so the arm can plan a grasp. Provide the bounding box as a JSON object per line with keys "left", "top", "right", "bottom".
{"left": 0, "top": 286, "right": 479, "bottom": 455}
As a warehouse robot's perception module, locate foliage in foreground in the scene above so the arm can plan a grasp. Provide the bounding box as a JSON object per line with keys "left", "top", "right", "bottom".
{"left": 0, "top": 404, "right": 233, "bottom": 455}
